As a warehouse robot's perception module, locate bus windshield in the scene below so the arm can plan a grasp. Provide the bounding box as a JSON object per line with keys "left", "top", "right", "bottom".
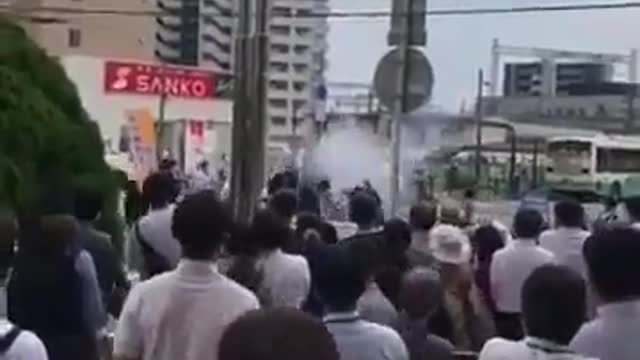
{"left": 597, "top": 147, "right": 640, "bottom": 173}
{"left": 547, "top": 140, "right": 592, "bottom": 175}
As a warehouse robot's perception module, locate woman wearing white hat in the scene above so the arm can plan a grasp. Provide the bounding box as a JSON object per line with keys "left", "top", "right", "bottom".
{"left": 428, "top": 224, "right": 496, "bottom": 352}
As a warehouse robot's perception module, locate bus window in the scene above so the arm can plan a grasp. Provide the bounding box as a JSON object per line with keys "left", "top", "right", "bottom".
{"left": 548, "top": 141, "right": 592, "bottom": 175}
{"left": 597, "top": 148, "right": 640, "bottom": 173}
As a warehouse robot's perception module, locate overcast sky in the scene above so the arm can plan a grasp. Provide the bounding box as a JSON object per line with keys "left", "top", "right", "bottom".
{"left": 327, "top": 0, "right": 640, "bottom": 111}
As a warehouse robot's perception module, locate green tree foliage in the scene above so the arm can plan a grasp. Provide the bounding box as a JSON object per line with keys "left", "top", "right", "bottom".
{"left": 0, "top": 17, "right": 111, "bottom": 212}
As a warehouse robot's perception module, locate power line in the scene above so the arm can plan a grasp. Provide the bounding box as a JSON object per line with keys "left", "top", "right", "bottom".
{"left": 1, "top": 1, "right": 640, "bottom": 20}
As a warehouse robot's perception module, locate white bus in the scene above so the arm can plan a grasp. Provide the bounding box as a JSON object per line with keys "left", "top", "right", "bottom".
{"left": 546, "top": 134, "right": 640, "bottom": 199}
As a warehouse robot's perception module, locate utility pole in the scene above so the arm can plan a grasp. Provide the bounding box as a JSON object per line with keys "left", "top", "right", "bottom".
{"left": 474, "top": 69, "right": 484, "bottom": 181}
{"left": 626, "top": 83, "right": 636, "bottom": 133}
{"left": 230, "top": 0, "right": 270, "bottom": 222}
{"left": 390, "top": 0, "right": 413, "bottom": 216}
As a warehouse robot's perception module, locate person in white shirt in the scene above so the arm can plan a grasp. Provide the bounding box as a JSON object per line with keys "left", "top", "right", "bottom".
{"left": 491, "top": 209, "right": 555, "bottom": 340}
{"left": 127, "top": 173, "right": 181, "bottom": 278}
{"left": 252, "top": 209, "right": 310, "bottom": 308}
{"left": 310, "top": 244, "right": 408, "bottom": 360}
{"left": 539, "top": 201, "right": 590, "bottom": 279}
{"left": 570, "top": 227, "right": 640, "bottom": 360}
{"left": 0, "top": 209, "right": 48, "bottom": 360}
{"left": 114, "top": 191, "right": 260, "bottom": 360}
{"left": 479, "top": 264, "right": 596, "bottom": 360}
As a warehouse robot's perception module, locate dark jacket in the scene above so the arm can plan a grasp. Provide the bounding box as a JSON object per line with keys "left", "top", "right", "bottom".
{"left": 8, "top": 242, "right": 97, "bottom": 360}
{"left": 396, "top": 315, "right": 455, "bottom": 360}
{"left": 77, "top": 223, "right": 128, "bottom": 316}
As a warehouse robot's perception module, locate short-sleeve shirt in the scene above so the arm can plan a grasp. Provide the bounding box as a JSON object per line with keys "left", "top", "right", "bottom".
{"left": 114, "top": 260, "right": 259, "bottom": 360}
{"left": 0, "top": 319, "right": 48, "bottom": 360}
{"left": 490, "top": 240, "right": 555, "bottom": 313}
{"left": 324, "top": 312, "right": 409, "bottom": 360}
{"left": 259, "top": 249, "right": 310, "bottom": 308}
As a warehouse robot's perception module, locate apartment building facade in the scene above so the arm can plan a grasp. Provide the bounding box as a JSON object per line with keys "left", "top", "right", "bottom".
{"left": 10, "top": 0, "right": 329, "bottom": 138}
{"left": 9, "top": 0, "right": 157, "bottom": 60}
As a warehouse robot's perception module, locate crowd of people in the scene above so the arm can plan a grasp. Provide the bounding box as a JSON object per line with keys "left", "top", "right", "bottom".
{"left": 0, "top": 168, "right": 640, "bottom": 360}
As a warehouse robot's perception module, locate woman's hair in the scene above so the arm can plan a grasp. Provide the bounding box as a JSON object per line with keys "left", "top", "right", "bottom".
{"left": 471, "top": 225, "right": 505, "bottom": 263}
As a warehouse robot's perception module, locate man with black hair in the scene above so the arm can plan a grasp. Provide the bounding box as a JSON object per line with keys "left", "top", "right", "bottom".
{"left": 539, "top": 200, "right": 590, "bottom": 279}
{"left": 339, "top": 192, "right": 383, "bottom": 245}
{"left": 251, "top": 209, "right": 310, "bottom": 308}
{"left": 8, "top": 183, "right": 106, "bottom": 360}
{"left": 0, "top": 209, "right": 48, "bottom": 360}
{"left": 219, "top": 308, "right": 339, "bottom": 360}
{"left": 268, "top": 189, "right": 299, "bottom": 226}
{"left": 570, "top": 227, "right": 640, "bottom": 360}
{"left": 128, "top": 172, "right": 181, "bottom": 278}
{"left": 114, "top": 191, "right": 259, "bottom": 360}
{"left": 310, "top": 244, "right": 408, "bottom": 360}
{"left": 74, "top": 187, "right": 129, "bottom": 315}
{"left": 490, "top": 209, "right": 555, "bottom": 340}
{"left": 479, "top": 265, "right": 594, "bottom": 360}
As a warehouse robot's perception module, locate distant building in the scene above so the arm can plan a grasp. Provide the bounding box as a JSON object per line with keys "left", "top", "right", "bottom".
{"left": 503, "top": 62, "right": 614, "bottom": 97}
{"left": 9, "top": 0, "right": 157, "bottom": 60}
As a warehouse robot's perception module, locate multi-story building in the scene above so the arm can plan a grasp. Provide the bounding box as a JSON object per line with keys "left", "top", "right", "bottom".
{"left": 266, "top": 0, "right": 329, "bottom": 136}
{"left": 9, "top": 0, "right": 329, "bottom": 139}
{"left": 503, "top": 62, "right": 614, "bottom": 97}
{"left": 155, "top": 0, "right": 200, "bottom": 66}
{"left": 8, "top": 0, "right": 157, "bottom": 60}
{"left": 155, "top": 0, "right": 329, "bottom": 137}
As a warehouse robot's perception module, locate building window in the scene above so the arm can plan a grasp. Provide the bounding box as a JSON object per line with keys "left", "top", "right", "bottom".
{"left": 294, "top": 45, "right": 309, "bottom": 55}
{"left": 269, "top": 99, "right": 288, "bottom": 108}
{"left": 271, "top": 44, "right": 289, "bottom": 54}
{"left": 271, "top": 62, "right": 289, "bottom": 73}
{"left": 293, "top": 82, "right": 306, "bottom": 92}
{"left": 68, "top": 28, "right": 81, "bottom": 47}
{"left": 271, "top": 116, "right": 287, "bottom": 126}
{"left": 272, "top": 6, "right": 291, "bottom": 17}
{"left": 269, "top": 80, "right": 288, "bottom": 91}
{"left": 293, "top": 64, "right": 308, "bottom": 74}
{"left": 270, "top": 25, "right": 290, "bottom": 36}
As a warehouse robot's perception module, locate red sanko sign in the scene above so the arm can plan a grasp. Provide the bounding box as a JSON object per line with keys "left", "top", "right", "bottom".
{"left": 104, "top": 61, "right": 217, "bottom": 100}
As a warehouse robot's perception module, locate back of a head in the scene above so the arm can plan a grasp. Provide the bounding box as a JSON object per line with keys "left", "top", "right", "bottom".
{"left": 269, "top": 189, "right": 298, "bottom": 220}
{"left": 172, "top": 190, "right": 231, "bottom": 260}
{"left": 583, "top": 227, "right": 640, "bottom": 302}
{"left": 409, "top": 202, "right": 437, "bottom": 231}
{"left": 399, "top": 267, "right": 443, "bottom": 319}
{"left": 554, "top": 200, "right": 585, "bottom": 228}
{"left": 349, "top": 192, "right": 378, "bottom": 227}
{"left": 251, "top": 209, "right": 291, "bottom": 251}
{"left": 143, "top": 172, "right": 176, "bottom": 209}
{"left": 464, "top": 189, "right": 475, "bottom": 199}
{"left": 219, "top": 308, "right": 338, "bottom": 360}
{"left": 471, "top": 225, "right": 505, "bottom": 263}
{"left": 320, "top": 221, "right": 338, "bottom": 245}
{"left": 383, "top": 218, "right": 411, "bottom": 257}
{"left": 309, "top": 244, "right": 367, "bottom": 312}
{"left": 73, "top": 187, "right": 104, "bottom": 222}
{"left": 267, "top": 173, "right": 285, "bottom": 196}
{"left": 522, "top": 264, "right": 586, "bottom": 345}
{"left": 513, "top": 208, "right": 544, "bottom": 239}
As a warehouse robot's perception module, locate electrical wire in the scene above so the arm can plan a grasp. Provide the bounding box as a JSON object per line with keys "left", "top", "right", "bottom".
{"left": 1, "top": 1, "right": 640, "bottom": 20}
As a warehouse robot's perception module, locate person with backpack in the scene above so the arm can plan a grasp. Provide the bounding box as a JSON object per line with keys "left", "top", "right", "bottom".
{"left": 114, "top": 191, "right": 259, "bottom": 360}
{"left": 8, "top": 185, "right": 105, "bottom": 360}
{"left": 0, "top": 209, "right": 48, "bottom": 360}
{"left": 127, "top": 172, "right": 180, "bottom": 279}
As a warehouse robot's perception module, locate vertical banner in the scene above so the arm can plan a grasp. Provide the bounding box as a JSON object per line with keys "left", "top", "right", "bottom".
{"left": 125, "top": 109, "right": 157, "bottom": 182}
{"left": 184, "top": 119, "right": 216, "bottom": 173}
